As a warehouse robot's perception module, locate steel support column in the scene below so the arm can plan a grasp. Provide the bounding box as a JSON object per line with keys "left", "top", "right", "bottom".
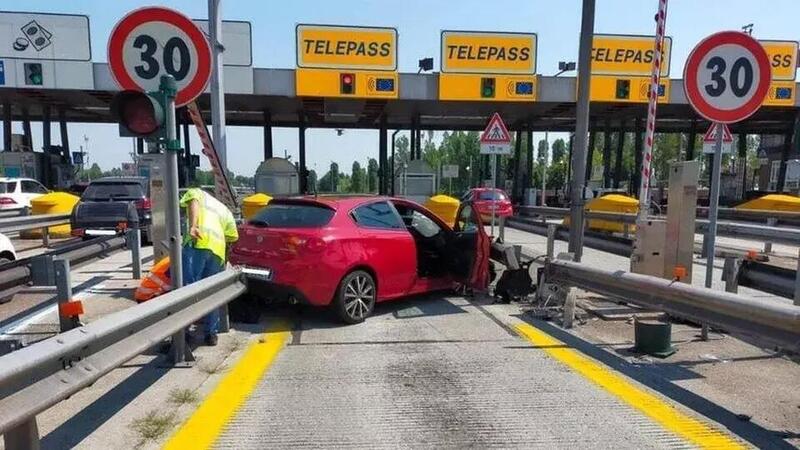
{"left": 263, "top": 111, "right": 273, "bottom": 160}
{"left": 614, "top": 125, "right": 625, "bottom": 189}
{"left": 378, "top": 115, "right": 387, "bottom": 195}
{"left": 513, "top": 129, "right": 523, "bottom": 203}
{"left": 58, "top": 108, "right": 69, "bottom": 153}
{"left": 567, "top": 0, "right": 596, "bottom": 262}
{"left": 525, "top": 127, "right": 533, "bottom": 190}
{"left": 136, "top": 138, "right": 144, "bottom": 155}
{"left": 21, "top": 108, "right": 32, "bottom": 152}
{"left": 299, "top": 116, "right": 307, "bottom": 194}
{"left": 2, "top": 102, "right": 10, "bottom": 152}
{"left": 410, "top": 121, "right": 416, "bottom": 161}
{"left": 738, "top": 133, "right": 747, "bottom": 199}
{"left": 633, "top": 117, "right": 643, "bottom": 197}
{"left": 602, "top": 121, "right": 612, "bottom": 189}
{"left": 686, "top": 119, "right": 697, "bottom": 160}
{"left": 585, "top": 129, "right": 596, "bottom": 189}
{"left": 42, "top": 105, "right": 51, "bottom": 149}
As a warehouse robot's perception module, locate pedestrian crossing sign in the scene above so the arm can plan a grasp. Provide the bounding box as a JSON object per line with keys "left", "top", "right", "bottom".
{"left": 480, "top": 112, "right": 512, "bottom": 155}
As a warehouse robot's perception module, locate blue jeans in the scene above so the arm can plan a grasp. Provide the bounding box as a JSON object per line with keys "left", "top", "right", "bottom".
{"left": 183, "top": 245, "right": 224, "bottom": 336}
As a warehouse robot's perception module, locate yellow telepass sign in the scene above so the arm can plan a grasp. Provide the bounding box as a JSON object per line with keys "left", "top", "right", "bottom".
{"left": 296, "top": 24, "right": 397, "bottom": 71}
{"left": 760, "top": 40, "right": 798, "bottom": 81}
{"left": 763, "top": 80, "right": 796, "bottom": 106}
{"left": 591, "top": 34, "right": 672, "bottom": 77}
{"left": 440, "top": 31, "right": 537, "bottom": 74}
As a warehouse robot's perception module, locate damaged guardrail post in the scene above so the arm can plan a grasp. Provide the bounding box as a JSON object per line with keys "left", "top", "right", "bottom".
{"left": 546, "top": 224, "right": 557, "bottom": 260}
{"left": 722, "top": 256, "right": 740, "bottom": 294}
{"left": 763, "top": 218, "right": 777, "bottom": 253}
{"left": 126, "top": 228, "right": 142, "bottom": 280}
{"left": 54, "top": 259, "right": 80, "bottom": 332}
{"left": 42, "top": 226, "right": 50, "bottom": 249}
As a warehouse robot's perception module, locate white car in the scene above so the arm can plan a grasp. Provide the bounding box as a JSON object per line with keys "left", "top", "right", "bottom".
{"left": 0, "top": 233, "right": 16, "bottom": 263}
{"left": 0, "top": 178, "right": 48, "bottom": 213}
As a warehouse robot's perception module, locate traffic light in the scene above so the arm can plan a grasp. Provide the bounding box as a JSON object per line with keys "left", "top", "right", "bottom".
{"left": 24, "top": 63, "right": 43, "bottom": 86}
{"left": 615, "top": 79, "right": 630, "bottom": 100}
{"left": 340, "top": 73, "right": 355, "bottom": 95}
{"left": 481, "top": 77, "right": 496, "bottom": 98}
{"left": 110, "top": 90, "right": 165, "bottom": 140}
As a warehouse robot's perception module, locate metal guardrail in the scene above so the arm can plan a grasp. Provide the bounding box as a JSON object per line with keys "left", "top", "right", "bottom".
{"left": 0, "top": 213, "right": 71, "bottom": 235}
{"left": 506, "top": 217, "right": 633, "bottom": 257}
{"left": 544, "top": 259, "right": 800, "bottom": 352}
{"left": 0, "top": 234, "right": 129, "bottom": 295}
{"left": 516, "top": 206, "right": 800, "bottom": 246}
{"left": 0, "top": 269, "right": 246, "bottom": 448}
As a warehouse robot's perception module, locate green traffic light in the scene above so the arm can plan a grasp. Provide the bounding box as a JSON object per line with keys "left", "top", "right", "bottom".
{"left": 481, "top": 77, "right": 496, "bottom": 98}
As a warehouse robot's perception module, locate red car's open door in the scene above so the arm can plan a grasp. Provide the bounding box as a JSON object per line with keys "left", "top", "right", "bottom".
{"left": 448, "top": 201, "right": 491, "bottom": 291}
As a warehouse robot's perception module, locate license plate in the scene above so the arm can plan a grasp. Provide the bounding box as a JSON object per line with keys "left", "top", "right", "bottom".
{"left": 241, "top": 266, "right": 273, "bottom": 281}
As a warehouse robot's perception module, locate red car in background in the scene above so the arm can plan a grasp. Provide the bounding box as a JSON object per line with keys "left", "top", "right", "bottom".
{"left": 230, "top": 196, "right": 490, "bottom": 324}
{"left": 462, "top": 188, "right": 514, "bottom": 222}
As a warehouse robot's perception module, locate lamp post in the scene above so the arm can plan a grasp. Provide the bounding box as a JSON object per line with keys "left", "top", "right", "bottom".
{"left": 541, "top": 61, "right": 576, "bottom": 206}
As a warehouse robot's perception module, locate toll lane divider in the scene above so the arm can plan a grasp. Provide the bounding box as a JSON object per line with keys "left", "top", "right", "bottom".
{"left": 514, "top": 323, "right": 744, "bottom": 449}
{"left": 0, "top": 269, "right": 247, "bottom": 449}
{"left": 163, "top": 322, "right": 291, "bottom": 450}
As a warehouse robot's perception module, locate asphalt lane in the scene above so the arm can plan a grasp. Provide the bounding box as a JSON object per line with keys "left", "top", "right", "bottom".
{"left": 214, "top": 294, "right": 700, "bottom": 449}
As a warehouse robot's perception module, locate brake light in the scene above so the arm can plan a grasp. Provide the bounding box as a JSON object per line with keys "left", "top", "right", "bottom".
{"left": 135, "top": 198, "right": 152, "bottom": 209}
{"left": 284, "top": 235, "right": 327, "bottom": 253}
{"left": 0, "top": 197, "right": 17, "bottom": 205}
{"left": 71, "top": 228, "right": 85, "bottom": 237}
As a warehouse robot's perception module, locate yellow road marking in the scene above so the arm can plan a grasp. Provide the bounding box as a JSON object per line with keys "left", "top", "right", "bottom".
{"left": 163, "top": 323, "right": 291, "bottom": 450}
{"left": 514, "top": 323, "right": 744, "bottom": 449}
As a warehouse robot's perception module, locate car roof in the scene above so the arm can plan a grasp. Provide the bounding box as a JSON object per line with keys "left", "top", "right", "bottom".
{"left": 272, "top": 195, "right": 409, "bottom": 210}
{"left": 90, "top": 176, "right": 146, "bottom": 184}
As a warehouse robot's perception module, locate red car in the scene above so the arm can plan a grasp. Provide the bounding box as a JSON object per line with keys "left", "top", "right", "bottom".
{"left": 463, "top": 188, "right": 513, "bottom": 222}
{"left": 230, "top": 196, "right": 490, "bottom": 324}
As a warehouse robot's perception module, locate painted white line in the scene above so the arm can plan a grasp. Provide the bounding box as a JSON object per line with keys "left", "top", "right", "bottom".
{"left": 0, "top": 283, "right": 107, "bottom": 338}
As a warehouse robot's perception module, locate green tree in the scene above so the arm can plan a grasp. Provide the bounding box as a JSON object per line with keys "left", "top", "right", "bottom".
{"left": 537, "top": 139, "right": 548, "bottom": 162}
{"left": 551, "top": 138, "right": 567, "bottom": 164}
{"left": 393, "top": 135, "right": 410, "bottom": 178}
{"left": 308, "top": 169, "right": 318, "bottom": 193}
{"left": 86, "top": 163, "right": 103, "bottom": 180}
{"left": 350, "top": 161, "right": 364, "bottom": 193}
{"left": 367, "top": 158, "right": 379, "bottom": 193}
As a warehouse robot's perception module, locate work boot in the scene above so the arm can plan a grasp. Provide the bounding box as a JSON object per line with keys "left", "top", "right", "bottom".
{"left": 204, "top": 334, "right": 218, "bottom": 346}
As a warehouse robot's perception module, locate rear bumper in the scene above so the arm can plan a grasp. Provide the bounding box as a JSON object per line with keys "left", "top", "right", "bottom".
{"left": 243, "top": 277, "right": 315, "bottom": 305}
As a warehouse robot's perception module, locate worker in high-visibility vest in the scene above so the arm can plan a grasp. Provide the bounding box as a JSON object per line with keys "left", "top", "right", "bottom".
{"left": 181, "top": 188, "right": 239, "bottom": 346}
{"left": 134, "top": 256, "right": 171, "bottom": 302}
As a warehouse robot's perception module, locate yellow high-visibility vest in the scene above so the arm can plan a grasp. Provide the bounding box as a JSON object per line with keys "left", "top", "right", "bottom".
{"left": 180, "top": 188, "right": 238, "bottom": 262}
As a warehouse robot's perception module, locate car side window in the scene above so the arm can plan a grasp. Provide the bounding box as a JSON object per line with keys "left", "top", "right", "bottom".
{"left": 456, "top": 204, "right": 479, "bottom": 233}
{"left": 409, "top": 210, "right": 441, "bottom": 238}
{"left": 352, "top": 201, "right": 403, "bottom": 230}
{"left": 22, "top": 180, "right": 47, "bottom": 194}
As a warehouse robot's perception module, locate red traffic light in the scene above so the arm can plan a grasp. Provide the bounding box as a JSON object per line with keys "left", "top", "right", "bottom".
{"left": 110, "top": 90, "right": 165, "bottom": 138}
{"left": 340, "top": 73, "right": 355, "bottom": 94}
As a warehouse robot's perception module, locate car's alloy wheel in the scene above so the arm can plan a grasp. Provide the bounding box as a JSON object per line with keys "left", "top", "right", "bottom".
{"left": 335, "top": 270, "right": 375, "bottom": 324}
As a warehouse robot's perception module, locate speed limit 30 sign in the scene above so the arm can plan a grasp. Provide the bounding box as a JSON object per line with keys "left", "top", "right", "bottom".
{"left": 108, "top": 7, "right": 211, "bottom": 106}
{"left": 684, "top": 31, "right": 771, "bottom": 123}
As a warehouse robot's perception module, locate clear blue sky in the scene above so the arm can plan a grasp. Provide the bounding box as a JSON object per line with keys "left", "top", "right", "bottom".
{"left": 6, "top": 0, "right": 800, "bottom": 175}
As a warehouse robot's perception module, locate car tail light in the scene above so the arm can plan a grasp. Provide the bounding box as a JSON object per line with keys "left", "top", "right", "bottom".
{"left": 285, "top": 235, "right": 327, "bottom": 253}
{"left": 0, "top": 197, "right": 17, "bottom": 205}
{"left": 135, "top": 198, "right": 152, "bottom": 209}
{"left": 71, "top": 228, "right": 85, "bottom": 237}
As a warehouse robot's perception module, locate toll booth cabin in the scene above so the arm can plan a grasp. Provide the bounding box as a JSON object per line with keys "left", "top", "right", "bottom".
{"left": 255, "top": 158, "right": 300, "bottom": 196}
{"left": 395, "top": 160, "right": 436, "bottom": 204}
{"left": 0, "top": 134, "right": 73, "bottom": 189}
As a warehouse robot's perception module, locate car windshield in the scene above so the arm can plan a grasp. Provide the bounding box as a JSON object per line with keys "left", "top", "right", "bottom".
{"left": 478, "top": 190, "right": 506, "bottom": 201}
{"left": 0, "top": 182, "right": 14, "bottom": 194}
{"left": 83, "top": 182, "right": 144, "bottom": 200}
{"left": 250, "top": 202, "right": 335, "bottom": 228}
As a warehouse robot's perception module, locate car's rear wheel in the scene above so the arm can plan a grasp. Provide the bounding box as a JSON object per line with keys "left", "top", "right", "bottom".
{"left": 334, "top": 270, "right": 376, "bottom": 324}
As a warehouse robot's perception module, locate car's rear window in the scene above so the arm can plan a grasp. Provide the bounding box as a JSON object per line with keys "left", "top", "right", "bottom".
{"left": 0, "top": 182, "right": 14, "bottom": 194}
{"left": 83, "top": 182, "right": 144, "bottom": 200}
{"left": 478, "top": 190, "right": 507, "bottom": 201}
{"left": 249, "top": 202, "right": 335, "bottom": 228}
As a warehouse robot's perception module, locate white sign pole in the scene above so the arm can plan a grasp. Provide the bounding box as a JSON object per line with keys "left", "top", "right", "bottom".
{"left": 209, "top": 0, "right": 228, "bottom": 170}
{"left": 491, "top": 154, "right": 497, "bottom": 237}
